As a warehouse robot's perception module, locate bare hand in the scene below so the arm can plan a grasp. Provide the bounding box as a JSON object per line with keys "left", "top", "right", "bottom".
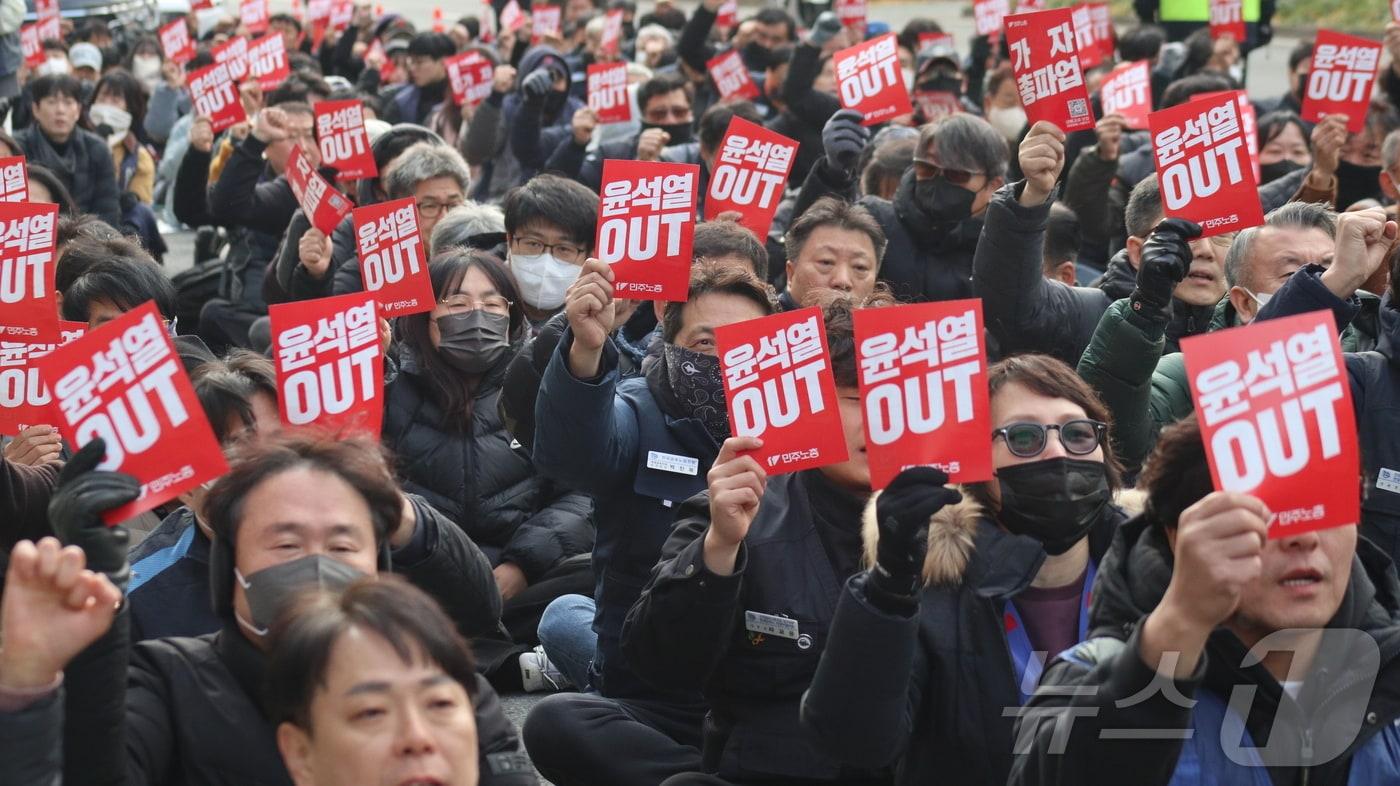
{"left": 162, "top": 58, "right": 186, "bottom": 89}
{"left": 572, "top": 107, "right": 598, "bottom": 145}
{"left": 1095, "top": 112, "right": 1126, "bottom": 161}
{"left": 0, "top": 538, "right": 121, "bottom": 691}
{"left": 564, "top": 258, "right": 616, "bottom": 377}
{"left": 365, "top": 47, "right": 385, "bottom": 71}
{"left": 239, "top": 81, "right": 265, "bottom": 118}
{"left": 252, "top": 106, "right": 288, "bottom": 144}
{"left": 1160, "top": 491, "right": 1271, "bottom": 633}
{"left": 298, "top": 227, "right": 333, "bottom": 279}
{"left": 4, "top": 424, "right": 63, "bottom": 467}
{"left": 493, "top": 64, "right": 518, "bottom": 94}
{"left": 1325, "top": 207, "right": 1398, "bottom": 298}
{"left": 636, "top": 127, "right": 670, "bottom": 161}
{"left": 702, "top": 436, "right": 767, "bottom": 575}
{"left": 493, "top": 563, "right": 528, "bottom": 600}
{"left": 1017, "top": 120, "right": 1065, "bottom": 206}
{"left": 190, "top": 115, "right": 215, "bottom": 154}
{"left": 1309, "top": 114, "right": 1348, "bottom": 181}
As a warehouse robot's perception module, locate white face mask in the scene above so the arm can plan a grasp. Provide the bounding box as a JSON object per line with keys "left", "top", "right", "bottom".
{"left": 37, "top": 57, "right": 70, "bottom": 76}
{"left": 987, "top": 105, "right": 1028, "bottom": 142}
{"left": 903, "top": 67, "right": 916, "bottom": 92}
{"left": 132, "top": 55, "right": 163, "bottom": 86}
{"left": 511, "top": 252, "right": 582, "bottom": 311}
{"left": 89, "top": 102, "right": 133, "bottom": 145}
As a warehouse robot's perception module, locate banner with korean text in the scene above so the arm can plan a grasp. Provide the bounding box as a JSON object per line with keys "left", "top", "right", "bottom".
{"left": 0, "top": 321, "right": 84, "bottom": 435}
{"left": 316, "top": 99, "right": 378, "bottom": 181}
{"left": 834, "top": 33, "right": 911, "bottom": 126}
{"left": 705, "top": 117, "right": 796, "bottom": 241}
{"left": 596, "top": 160, "right": 698, "bottom": 301}
{"left": 270, "top": 292, "right": 384, "bottom": 438}
{"left": 1149, "top": 92, "right": 1264, "bottom": 237}
{"left": 1006, "top": 8, "right": 1094, "bottom": 132}
{"left": 352, "top": 198, "right": 433, "bottom": 317}
{"left": 0, "top": 202, "right": 59, "bottom": 343}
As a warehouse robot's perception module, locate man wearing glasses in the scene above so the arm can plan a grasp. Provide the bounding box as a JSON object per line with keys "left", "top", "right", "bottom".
{"left": 501, "top": 173, "right": 599, "bottom": 327}
{"left": 561, "top": 72, "right": 695, "bottom": 193}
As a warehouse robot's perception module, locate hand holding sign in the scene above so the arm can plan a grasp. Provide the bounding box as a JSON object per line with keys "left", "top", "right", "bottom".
{"left": 869, "top": 466, "right": 961, "bottom": 598}
{"left": 1017, "top": 120, "right": 1065, "bottom": 206}
{"left": 1131, "top": 217, "right": 1198, "bottom": 315}
{"left": 298, "top": 228, "right": 333, "bottom": 280}
{"left": 564, "top": 258, "right": 617, "bottom": 378}
{"left": 1310, "top": 114, "right": 1347, "bottom": 186}
{"left": 702, "top": 435, "right": 768, "bottom": 575}
{"left": 1094, "top": 113, "right": 1127, "bottom": 160}
{"left": 48, "top": 439, "right": 138, "bottom": 583}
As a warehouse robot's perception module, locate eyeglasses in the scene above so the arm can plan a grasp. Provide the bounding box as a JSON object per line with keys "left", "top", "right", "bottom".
{"left": 992, "top": 419, "right": 1107, "bottom": 458}
{"left": 417, "top": 197, "right": 465, "bottom": 218}
{"left": 437, "top": 294, "right": 513, "bottom": 315}
{"left": 912, "top": 156, "right": 983, "bottom": 186}
{"left": 511, "top": 236, "right": 588, "bottom": 264}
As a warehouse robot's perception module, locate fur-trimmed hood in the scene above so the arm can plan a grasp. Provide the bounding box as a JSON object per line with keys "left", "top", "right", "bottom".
{"left": 861, "top": 486, "right": 1145, "bottom": 587}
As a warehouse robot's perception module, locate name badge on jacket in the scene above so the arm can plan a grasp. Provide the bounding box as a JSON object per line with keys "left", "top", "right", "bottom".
{"left": 745, "top": 610, "right": 799, "bottom": 640}
{"left": 647, "top": 450, "right": 699, "bottom": 476}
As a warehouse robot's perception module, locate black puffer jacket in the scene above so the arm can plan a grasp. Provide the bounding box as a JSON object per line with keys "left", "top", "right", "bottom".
{"left": 13, "top": 125, "right": 120, "bottom": 225}
{"left": 383, "top": 347, "right": 594, "bottom": 581}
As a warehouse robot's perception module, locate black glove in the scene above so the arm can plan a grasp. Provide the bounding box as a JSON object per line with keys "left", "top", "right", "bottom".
{"left": 1130, "top": 217, "right": 1200, "bottom": 317}
{"left": 822, "top": 109, "right": 869, "bottom": 178}
{"left": 808, "top": 11, "right": 843, "bottom": 47}
{"left": 47, "top": 438, "right": 138, "bottom": 593}
{"left": 521, "top": 69, "right": 553, "bottom": 102}
{"left": 867, "top": 467, "right": 961, "bottom": 609}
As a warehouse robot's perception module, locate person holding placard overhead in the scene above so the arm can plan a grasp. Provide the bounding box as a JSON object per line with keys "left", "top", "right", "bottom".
{"left": 801, "top": 354, "right": 1132, "bottom": 786}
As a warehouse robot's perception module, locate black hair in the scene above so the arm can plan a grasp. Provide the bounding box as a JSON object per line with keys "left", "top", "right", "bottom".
{"left": 188, "top": 47, "right": 215, "bottom": 71}
{"left": 55, "top": 217, "right": 118, "bottom": 285}
{"left": 269, "top": 12, "right": 303, "bottom": 33}
{"left": 661, "top": 261, "right": 775, "bottom": 343}
{"left": 59, "top": 239, "right": 177, "bottom": 322}
{"left": 90, "top": 68, "right": 149, "bottom": 133}
{"left": 1160, "top": 72, "right": 1235, "bottom": 108}
{"left": 1043, "top": 203, "right": 1081, "bottom": 270}
{"left": 1288, "top": 41, "right": 1314, "bottom": 73}
{"left": 694, "top": 219, "right": 768, "bottom": 279}
{"left": 190, "top": 351, "right": 278, "bottom": 444}
{"left": 821, "top": 288, "right": 898, "bottom": 388}
{"left": 30, "top": 74, "right": 84, "bottom": 104}
{"left": 636, "top": 72, "right": 691, "bottom": 113}
{"left": 897, "top": 19, "right": 943, "bottom": 55}
{"left": 502, "top": 173, "right": 599, "bottom": 247}
{"left": 750, "top": 7, "right": 796, "bottom": 40}
{"left": 1117, "top": 25, "right": 1165, "bottom": 63}
{"left": 1138, "top": 416, "right": 1212, "bottom": 531}
{"left": 698, "top": 100, "right": 762, "bottom": 153}
{"left": 26, "top": 164, "right": 77, "bottom": 216}
{"left": 638, "top": 6, "right": 686, "bottom": 31}
{"left": 267, "top": 576, "right": 479, "bottom": 733}
{"left": 407, "top": 32, "right": 456, "bottom": 60}
{"left": 1257, "top": 110, "right": 1309, "bottom": 152}
{"left": 397, "top": 250, "right": 525, "bottom": 433}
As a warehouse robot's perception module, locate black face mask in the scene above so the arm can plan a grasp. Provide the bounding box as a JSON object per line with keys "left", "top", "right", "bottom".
{"left": 436, "top": 310, "right": 511, "bottom": 375}
{"left": 902, "top": 168, "right": 976, "bottom": 225}
{"left": 995, "top": 457, "right": 1110, "bottom": 556}
{"left": 663, "top": 343, "right": 729, "bottom": 444}
{"left": 1336, "top": 160, "right": 1383, "bottom": 211}
{"left": 642, "top": 120, "right": 693, "bottom": 145}
{"left": 1259, "top": 158, "right": 1305, "bottom": 185}
{"left": 741, "top": 41, "right": 770, "bottom": 72}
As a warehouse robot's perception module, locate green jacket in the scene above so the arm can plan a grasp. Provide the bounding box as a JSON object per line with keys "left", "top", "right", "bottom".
{"left": 1078, "top": 292, "right": 1381, "bottom": 472}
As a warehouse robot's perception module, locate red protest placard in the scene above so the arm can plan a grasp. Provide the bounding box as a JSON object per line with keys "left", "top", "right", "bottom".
{"left": 834, "top": 0, "right": 867, "bottom": 29}
{"left": 500, "top": 0, "right": 527, "bottom": 32}
{"left": 241, "top": 0, "right": 270, "bottom": 34}
{"left": 1006, "top": 9, "right": 1094, "bottom": 132}
{"left": 160, "top": 19, "right": 196, "bottom": 66}
{"left": 913, "top": 89, "right": 963, "bottom": 122}
{"left": 596, "top": 160, "right": 699, "bottom": 302}
{"left": 20, "top": 25, "right": 43, "bottom": 69}
{"left": 270, "top": 293, "right": 385, "bottom": 438}
{"left": 1191, "top": 90, "right": 1261, "bottom": 185}
{"left": 600, "top": 9, "right": 624, "bottom": 56}
{"left": 854, "top": 299, "right": 992, "bottom": 490}
{"left": 35, "top": 14, "right": 60, "bottom": 44}
{"left": 1018, "top": 0, "right": 1045, "bottom": 9}
{"left": 366, "top": 38, "right": 401, "bottom": 84}
{"left": 248, "top": 32, "right": 290, "bottom": 92}
{"left": 353, "top": 198, "right": 433, "bottom": 317}
{"left": 445, "top": 51, "right": 494, "bottom": 108}
{"left": 716, "top": 0, "right": 738, "bottom": 28}
{"left": 1089, "top": 2, "right": 1115, "bottom": 63}
{"left": 330, "top": 0, "right": 354, "bottom": 31}
{"left": 0, "top": 202, "right": 59, "bottom": 344}
{"left": 0, "top": 321, "right": 84, "bottom": 435}
{"left": 191, "top": 0, "right": 215, "bottom": 10}
{"left": 0, "top": 156, "right": 29, "bottom": 202}
{"left": 34, "top": 0, "right": 57, "bottom": 20}
{"left": 531, "top": 4, "right": 561, "bottom": 44}
{"left": 1100, "top": 60, "right": 1152, "bottom": 130}
{"left": 1149, "top": 92, "right": 1263, "bottom": 237}
{"left": 1301, "top": 31, "right": 1382, "bottom": 134}
{"left": 918, "top": 32, "right": 954, "bottom": 55}
{"left": 1208, "top": 0, "right": 1245, "bottom": 44}
{"left": 188, "top": 60, "right": 248, "bottom": 133}
{"left": 212, "top": 36, "right": 250, "bottom": 82}
{"left": 708, "top": 49, "right": 760, "bottom": 102}
{"left": 587, "top": 62, "right": 632, "bottom": 124}
{"left": 308, "top": 0, "right": 332, "bottom": 39}
{"left": 716, "top": 307, "right": 849, "bottom": 474}
{"left": 286, "top": 145, "right": 354, "bottom": 235}
{"left": 37, "top": 303, "right": 229, "bottom": 524}
{"left": 1182, "top": 311, "right": 1359, "bottom": 538}
{"left": 705, "top": 117, "right": 796, "bottom": 241}
{"left": 974, "top": 0, "right": 1010, "bottom": 37}
{"left": 1070, "top": 4, "right": 1102, "bottom": 70}
{"left": 315, "top": 100, "right": 378, "bottom": 181}
{"left": 834, "top": 33, "right": 912, "bottom": 126}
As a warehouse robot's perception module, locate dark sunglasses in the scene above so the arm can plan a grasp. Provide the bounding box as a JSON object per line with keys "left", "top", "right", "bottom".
{"left": 912, "top": 156, "right": 981, "bottom": 186}
{"left": 992, "top": 419, "right": 1107, "bottom": 458}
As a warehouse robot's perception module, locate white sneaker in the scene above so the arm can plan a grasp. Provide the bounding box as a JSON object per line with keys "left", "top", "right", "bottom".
{"left": 519, "top": 646, "right": 573, "bottom": 693}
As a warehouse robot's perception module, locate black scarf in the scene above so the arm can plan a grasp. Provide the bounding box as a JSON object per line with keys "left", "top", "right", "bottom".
{"left": 647, "top": 344, "right": 729, "bottom": 445}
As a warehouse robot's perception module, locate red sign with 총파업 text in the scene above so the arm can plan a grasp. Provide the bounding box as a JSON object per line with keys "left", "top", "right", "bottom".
{"left": 1148, "top": 91, "right": 1264, "bottom": 237}
{"left": 0, "top": 201, "right": 59, "bottom": 344}
{"left": 1301, "top": 31, "right": 1382, "bottom": 134}
{"left": 1006, "top": 8, "right": 1095, "bottom": 133}
{"left": 160, "top": 19, "right": 196, "bottom": 66}
{"left": 708, "top": 49, "right": 760, "bottom": 102}
{"left": 315, "top": 99, "right": 378, "bottom": 181}
{"left": 286, "top": 145, "right": 354, "bottom": 235}
{"left": 0, "top": 321, "right": 85, "bottom": 436}
{"left": 189, "top": 60, "right": 248, "bottom": 133}
{"left": 1182, "top": 310, "right": 1359, "bottom": 539}
{"left": 270, "top": 292, "right": 385, "bottom": 438}
{"left": 716, "top": 307, "right": 849, "bottom": 474}
{"left": 0, "top": 156, "right": 29, "bottom": 202}
{"left": 855, "top": 299, "right": 992, "bottom": 490}
{"left": 596, "top": 159, "right": 698, "bottom": 302}
{"left": 352, "top": 197, "right": 433, "bottom": 317}
{"left": 587, "top": 62, "right": 632, "bottom": 124}
{"left": 834, "top": 33, "right": 912, "bottom": 126}
{"left": 705, "top": 117, "right": 796, "bottom": 241}
{"left": 37, "top": 302, "right": 230, "bottom": 524}
{"left": 1100, "top": 60, "right": 1152, "bottom": 130}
